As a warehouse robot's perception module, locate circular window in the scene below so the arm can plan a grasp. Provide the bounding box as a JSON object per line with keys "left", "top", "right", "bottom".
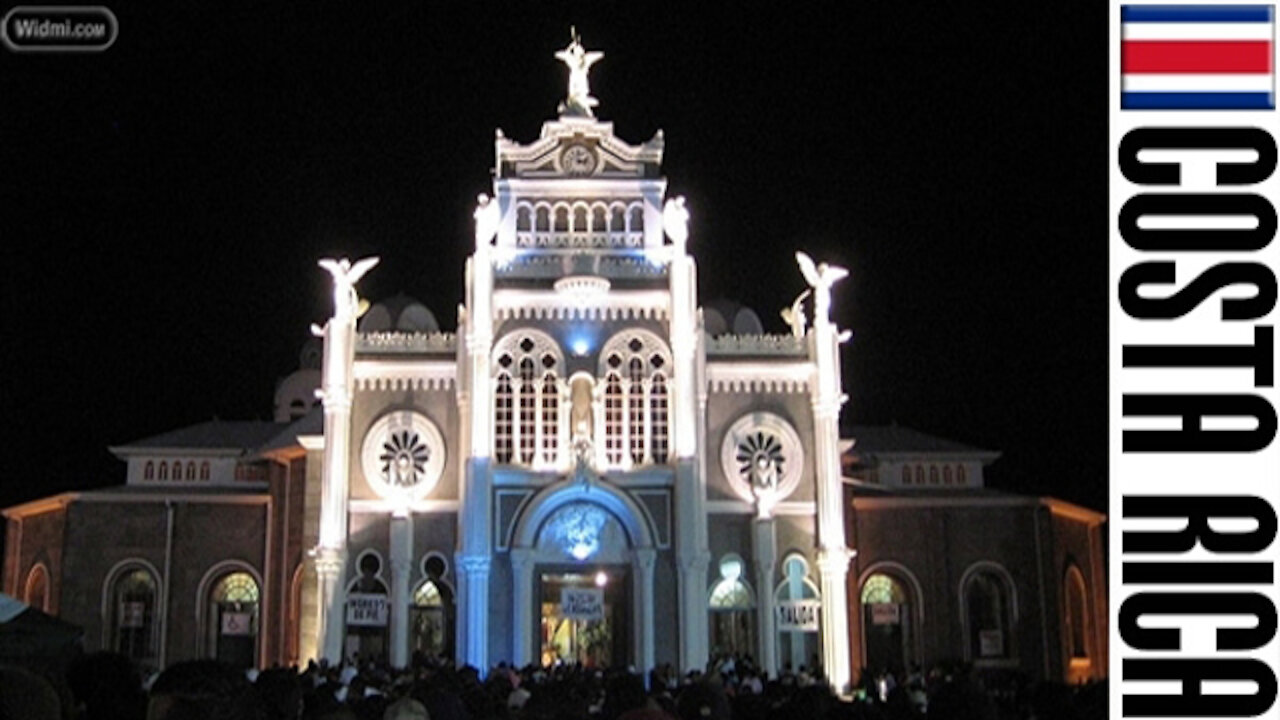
{"left": 720, "top": 412, "right": 804, "bottom": 511}
{"left": 361, "top": 411, "right": 446, "bottom": 502}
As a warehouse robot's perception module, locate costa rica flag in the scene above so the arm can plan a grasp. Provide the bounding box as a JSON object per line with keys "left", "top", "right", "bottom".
{"left": 1122, "top": 4, "right": 1275, "bottom": 110}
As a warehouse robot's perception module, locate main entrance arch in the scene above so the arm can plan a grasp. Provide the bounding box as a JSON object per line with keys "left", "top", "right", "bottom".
{"left": 509, "top": 478, "right": 657, "bottom": 670}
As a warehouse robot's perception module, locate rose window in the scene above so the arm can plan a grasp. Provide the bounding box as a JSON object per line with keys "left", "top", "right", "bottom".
{"left": 720, "top": 412, "right": 804, "bottom": 513}
{"left": 361, "top": 411, "right": 446, "bottom": 501}
{"left": 736, "top": 431, "right": 784, "bottom": 493}
{"left": 380, "top": 430, "right": 431, "bottom": 488}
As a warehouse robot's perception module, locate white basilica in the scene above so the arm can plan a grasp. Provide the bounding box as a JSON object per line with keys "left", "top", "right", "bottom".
{"left": 307, "top": 32, "right": 854, "bottom": 688}
{"left": 2, "top": 32, "right": 1108, "bottom": 690}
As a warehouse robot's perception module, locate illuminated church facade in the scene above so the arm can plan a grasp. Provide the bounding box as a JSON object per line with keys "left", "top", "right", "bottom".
{"left": 2, "top": 36, "right": 1106, "bottom": 691}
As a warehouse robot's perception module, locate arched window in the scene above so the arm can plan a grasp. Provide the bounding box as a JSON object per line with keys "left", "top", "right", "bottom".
{"left": 411, "top": 554, "right": 454, "bottom": 660}
{"left": 929, "top": 466, "right": 939, "bottom": 484}
{"left": 158, "top": 462, "right": 168, "bottom": 481}
{"left": 598, "top": 331, "right": 673, "bottom": 469}
{"left": 144, "top": 462, "right": 154, "bottom": 480}
{"left": 957, "top": 465, "right": 968, "bottom": 484}
{"left": 492, "top": 331, "right": 564, "bottom": 469}
{"left": 516, "top": 205, "right": 532, "bottom": 232}
{"left": 199, "top": 461, "right": 210, "bottom": 481}
{"left": 554, "top": 206, "right": 569, "bottom": 232}
{"left": 776, "top": 554, "right": 821, "bottom": 673}
{"left": 346, "top": 551, "right": 388, "bottom": 664}
{"left": 962, "top": 565, "right": 1015, "bottom": 661}
{"left": 206, "top": 570, "right": 260, "bottom": 668}
{"left": 914, "top": 466, "right": 923, "bottom": 484}
{"left": 108, "top": 564, "right": 160, "bottom": 670}
{"left": 1064, "top": 565, "right": 1090, "bottom": 662}
{"left": 709, "top": 554, "right": 754, "bottom": 656}
{"left": 860, "top": 570, "right": 917, "bottom": 676}
{"left": 900, "top": 466, "right": 910, "bottom": 485}
{"left": 536, "top": 206, "right": 551, "bottom": 233}
{"left": 186, "top": 462, "right": 196, "bottom": 481}
{"left": 24, "top": 564, "right": 49, "bottom": 612}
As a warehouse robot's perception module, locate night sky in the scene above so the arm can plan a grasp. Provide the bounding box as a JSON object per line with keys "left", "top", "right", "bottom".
{"left": 2, "top": 5, "right": 1108, "bottom": 512}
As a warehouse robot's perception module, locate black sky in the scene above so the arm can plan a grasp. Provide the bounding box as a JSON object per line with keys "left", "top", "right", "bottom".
{"left": 1, "top": 4, "right": 1109, "bottom": 511}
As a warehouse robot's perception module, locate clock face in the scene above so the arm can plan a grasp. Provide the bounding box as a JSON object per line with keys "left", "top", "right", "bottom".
{"left": 561, "top": 145, "right": 596, "bottom": 175}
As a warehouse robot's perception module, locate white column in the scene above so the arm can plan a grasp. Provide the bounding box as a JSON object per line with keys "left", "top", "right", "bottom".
{"left": 668, "top": 205, "right": 709, "bottom": 673}
{"left": 510, "top": 549, "right": 536, "bottom": 667}
{"left": 456, "top": 217, "right": 496, "bottom": 669}
{"left": 457, "top": 555, "right": 491, "bottom": 671}
{"left": 676, "top": 548, "right": 709, "bottom": 672}
{"left": 314, "top": 547, "right": 347, "bottom": 663}
{"left": 632, "top": 548, "right": 656, "bottom": 673}
{"left": 752, "top": 518, "right": 778, "bottom": 678}
{"left": 808, "top": 262, "right": 854, "bottom": 694}
{"left": 314, "top": 256, "right": 376, "bottom": 663}
{"left": 389, "top": 512, "right": 413, "bottom": 668}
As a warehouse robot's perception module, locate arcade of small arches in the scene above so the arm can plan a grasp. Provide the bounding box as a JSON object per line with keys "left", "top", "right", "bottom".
{"left": 143, "top": 460, "right": 211, "bottom": 482}
{"left": 513, "top": 199, "right": 646, "bottom": 249}
{"left": 899, "top": 463, "right": 969, "bottom": 486}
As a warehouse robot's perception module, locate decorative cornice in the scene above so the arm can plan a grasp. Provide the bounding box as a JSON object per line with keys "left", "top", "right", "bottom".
{"left": 356, "top": 332, "right": 457, "bottom": 355}
{"left": 705, "top": 360, "right": 812, "bottom": 394}
{"left": 353, "top": 359, "right": 457, "bottom": 391}
{"left": 1, "top": 493, "right": 77, "bottom": 519}
{"left": 706, "top": 334, "right": 806, "bottom": 357}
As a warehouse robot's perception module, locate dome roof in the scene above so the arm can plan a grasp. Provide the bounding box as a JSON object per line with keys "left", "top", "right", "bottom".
{"left": 358, "top": 293, "right": 440, "bottom": 333}
{"left": 703, "top": 298, "right": 763, "bottom": 336}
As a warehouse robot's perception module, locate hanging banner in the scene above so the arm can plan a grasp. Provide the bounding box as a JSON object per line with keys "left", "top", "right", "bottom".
{"left": 346, "top": 593, "right": 388, "bottom": 627}
{"left": 120, "top": 601, "right": 145, "bottom": 628}
{"left": 979, "top": 629, "right": 1004, "bottom": 657}
{"left": 221, "top": 611, "right": 252, "bottom": 636}
{"left": 560, "top": 587, "right": 603, "bottom": 620}
{"left": 776, "top": 599, "right": 820, "bottom": 632}
{"left": 870, "top": 603, "right": 900, "bottom": 625}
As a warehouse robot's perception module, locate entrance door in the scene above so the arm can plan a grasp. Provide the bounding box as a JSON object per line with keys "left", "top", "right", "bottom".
{"left": 538, "top": 569, "right": 629, "bottom": 667}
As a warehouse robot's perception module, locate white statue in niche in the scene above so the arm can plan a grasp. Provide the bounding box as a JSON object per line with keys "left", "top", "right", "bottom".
{"left": 780, "top": 289, "right": 811, "bottom": 338}
{"left": 663, "top": 195, "right": 689, "bottom": 248}
{"left": 318, "top": 256, "right": 379, "bottom": 322}
{"left": 795, "top": 251, "right": 849, "bottom": 324}
{"left": 555, "top": 27, "right": 603, "bottom": 117}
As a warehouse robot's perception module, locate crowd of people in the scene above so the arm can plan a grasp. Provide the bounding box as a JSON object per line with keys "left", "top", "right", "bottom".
{"left": 0, "top": 651, "right": 1106, "bottom": 720}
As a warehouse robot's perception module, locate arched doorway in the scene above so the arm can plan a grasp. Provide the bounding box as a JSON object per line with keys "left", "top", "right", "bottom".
{"left": 411, "top": 553, "right": 454, "bottom": 660}
{"left": 345, "top": 551, "right": 389, "bottom": 664}
{"left": 105, "top": 562, "right": 161, "bottom": 671}
{"left": 205, "top": 570, "right": 260, "bottom": 668}
{"left": 509, "top": 477, "right": 658, "bottom": 671}
{"left": 775, "top": 554, "right": 821, "bottom": 674}
{"left": 860, "top": 568, "right": 919, "bottom": 677}
{"left": 708, "top": 553, "right": 755, "bottom": 657}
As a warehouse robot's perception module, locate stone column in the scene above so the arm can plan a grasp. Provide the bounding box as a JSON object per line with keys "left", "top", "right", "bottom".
{"left": 632, "top": 548, "right": 657, "bottom": 673}
{"left": 388, "top": 512, "right": 413, "bottom": 668}
{"left": 457, "top": 555, "right": 491, "bottom": 671}
{"left": 806, "top": 256, "right": 854, "bottom": 694}
{"left": 314, "top": 256, "right": 376, "bottom": 663}
{"left": 313, "top": 547, "right": 347, "bottom": 664}
{"left": 510, "top": 549, "right": 536, "bottom": 667}
{"left": 752, "top": 518, "right": 778, "bottom": 678}
{"left": 676, "top": 548, "right": 710, "bottom": 672}
{"left": 667, "top": 217, "right": 710, "bottom": 672}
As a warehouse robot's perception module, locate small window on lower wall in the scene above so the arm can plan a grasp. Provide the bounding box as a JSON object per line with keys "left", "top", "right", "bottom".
{"left": 962, "top": 567, "right": 1014, "bottom": 661}
{"left": 109, "top": 565, "right": 160, "bottom": 672}
{"left": 1064, "top": 565, "right": 1090, "bottom": 663}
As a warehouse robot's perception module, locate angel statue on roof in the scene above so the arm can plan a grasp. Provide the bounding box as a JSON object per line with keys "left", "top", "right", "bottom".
{"left": 556, "top": 27, "right": 603, "bottom": 117}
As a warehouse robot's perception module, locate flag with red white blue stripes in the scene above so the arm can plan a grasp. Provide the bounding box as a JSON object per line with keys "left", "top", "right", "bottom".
{"left": 1121, "top": 4, "right": 1275, "bottom": 110}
